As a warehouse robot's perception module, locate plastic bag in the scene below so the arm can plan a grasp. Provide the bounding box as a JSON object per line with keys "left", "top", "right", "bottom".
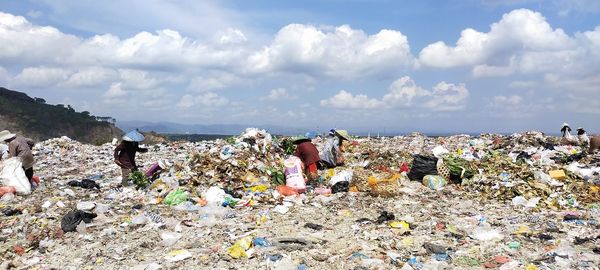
{"left": 205, "top": 186, "right": 226, "bottom": 206}
{"left": 61, "top": 210, "right": 97, "bottom": 232}
{"left": 407, "top": 155, "right": 438, "bottom": 181}
{"left": 164, "top": 188, "right": 188, "bottom": 205}
{"left": 331, "top": 181, "right": 349, "bottom": 193}
{"left": 422, "top": 175, "right": 447, "bottom": 190}
{"left": 284, "top": 156, "right": 306, "bottom": 190}
{"left": 0, "top": 157, "right": 31, "bottom": 195}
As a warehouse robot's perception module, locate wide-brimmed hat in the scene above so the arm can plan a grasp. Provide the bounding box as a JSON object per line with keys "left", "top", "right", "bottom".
{"left": 122, "top": 130, "right": 145, "bottom": 142}
{"left": 335, "top": 130, "right": 351, "bottom": 141}
{"left": 292, "top": 136, "right": 311, "bottom": 144}
{"left": 0, "top": 130, "right": 16, "bottom": 141}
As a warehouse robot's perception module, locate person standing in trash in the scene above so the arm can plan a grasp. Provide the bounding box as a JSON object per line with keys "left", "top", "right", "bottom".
{"left": 114, "top": 133, "right": 148, "bottom": 186}
{"left": 319, "top": 129, "right": 351, "bottom": 168}
{"left": 293, "top": 136, "right": 320, "bottom": 182}
{"left": 0, "top": 130, "right": 36, "bottom": 183}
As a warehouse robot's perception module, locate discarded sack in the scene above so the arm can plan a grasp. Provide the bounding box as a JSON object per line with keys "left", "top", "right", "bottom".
{"left": 284, "top": 156, "right": 306, "bottom": 190}
{"left": 408, "top": 155, "right": 438, "bottom": 181}
{"left": 0, "top": 157, "right": 31, "bottom": 195}
{"left": 61, "top": 210, "right": 97, "bottom": 232}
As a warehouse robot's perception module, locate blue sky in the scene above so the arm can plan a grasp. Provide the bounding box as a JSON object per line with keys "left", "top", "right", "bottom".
{"left": 0, "top": 0, "right": 599, "bottom": 134}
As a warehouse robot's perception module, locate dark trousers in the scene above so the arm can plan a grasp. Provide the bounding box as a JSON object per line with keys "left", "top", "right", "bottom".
{"left": 23, "top": 167, "right": 33, "bottom": 181}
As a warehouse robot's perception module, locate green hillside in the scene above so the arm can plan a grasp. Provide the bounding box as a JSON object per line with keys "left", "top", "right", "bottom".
{"left": 0, "top": 87, "right": 122, "bottom": 144}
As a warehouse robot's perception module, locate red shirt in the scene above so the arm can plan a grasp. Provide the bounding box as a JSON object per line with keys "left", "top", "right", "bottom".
{"left": 293, "top": 141, "right": 320, "bottom": 166}
{"left": 114, "top": 141, "right": 147, "bottom": 169}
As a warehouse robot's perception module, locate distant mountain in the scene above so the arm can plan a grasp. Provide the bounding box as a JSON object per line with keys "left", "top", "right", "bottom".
{"left": 0, "top": 87, "right": 122, "bottom": 144}
{"left": 117, "top": 120, "right": 307, "bottom": 136}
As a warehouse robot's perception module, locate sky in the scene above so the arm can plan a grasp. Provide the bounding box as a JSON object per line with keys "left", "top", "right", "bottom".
{"left": 0, "top": 0, "right": 599, "bottom": 135}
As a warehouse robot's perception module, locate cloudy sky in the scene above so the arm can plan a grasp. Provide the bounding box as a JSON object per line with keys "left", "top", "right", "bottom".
{"left": 1, "top": 0, "right": 599, "bottom": 134}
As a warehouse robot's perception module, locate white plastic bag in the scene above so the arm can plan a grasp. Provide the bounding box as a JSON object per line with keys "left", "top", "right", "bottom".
{"left": 329, "top": 170, "right": 353, "bottom": 186}
{"left": 284, "top": 156, "right": 306, "bottom": 190}
{"left": 0, "top": 157, "right": 31, "bottom": 195}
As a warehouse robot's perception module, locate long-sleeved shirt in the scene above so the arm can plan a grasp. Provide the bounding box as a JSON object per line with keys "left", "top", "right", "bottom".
{"left": 8, "top": 136, "right": 35, "bottom": 169}
{"left": 293, "top": 141, "right": 320, "bottom": 166}
{"left": 113, "top": 142, "right": 147, "bottom": 169}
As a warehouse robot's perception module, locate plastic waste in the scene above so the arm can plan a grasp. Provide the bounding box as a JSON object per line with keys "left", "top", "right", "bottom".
{"left": 277, "top": 185, "right": 299, "bottom": 196}
{"left": 0, "top": 186, "right": 16, "bottom": 197}
{"left": 408, "top": 155, "right": 438, "bottom": 181}
{"left": 204, "top": 186, "right": 226, "bottom": 206}
{"left": 471, "top": 227, "right": 504, "bottom": 242}
{"left": 163, "top": 188, "right": 188, "bottom": 206}
{"left": 432, "top": 145, "right": 449, "bottom": 158}
{"left": 160, "top": 232, "right": 182, "bottom": 246}
{"left": 0, "top": 157, "right": 31, "bottom": 195}
{"left": 274, "top": 205, "right": 289, "bottom": 214}
{"left": 61, "top": 210, "right": 97, "bottom": 232}
{"left": 314, "top": 187, "right": 332, "bottom": 195}
{"left": 76, "top": 201, "right": 96, "bottom": 211}
{"left": 329, "top": 170, "right": 353, "bottom": 186}
{"left": 511, "top": 196, "right": 540, "bottom": 208}
{"left": 227, "top": 236, "right": 253, "bottom": 259}
{"left": 284, "top": 156, "right": 306, "bottom": 191}
{"left": 253, "top": 237, "right": 270, "bottom": 247}
{"left": 422, "top": 175, "right": 447, "bottom": 190}
{"left": 164, "top": 249, "right": 192, "bottom": 262}
{"left": 67, "top": 179, "right": 100, "bottom": 190}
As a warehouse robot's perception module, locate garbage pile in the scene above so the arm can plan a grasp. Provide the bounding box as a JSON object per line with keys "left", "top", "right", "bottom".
{"left": 0, "top": 128, "right": 599, "bottom": 269}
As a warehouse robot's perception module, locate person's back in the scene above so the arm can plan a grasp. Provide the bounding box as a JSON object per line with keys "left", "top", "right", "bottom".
{"left": 294, "top": 141, "right": 320, "bottom": 166}
{"left": 590, "top": 136, "right": 600, "bottom": 153}
{"left": 320, "top": 135, "right": 340, "bottom": 167}
{"left": 8, "top": 136, "right": 35, "bottom": 170}
{"left": 114, "top": 141, "right": 140, "bottom": 169}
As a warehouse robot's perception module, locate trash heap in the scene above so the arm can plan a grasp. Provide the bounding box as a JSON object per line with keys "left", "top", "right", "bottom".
{"left": 0, "top": 128, "right": 599, "bottom": 269}
{"left": 186, "top": 128, "right": 285, "bottom": 190}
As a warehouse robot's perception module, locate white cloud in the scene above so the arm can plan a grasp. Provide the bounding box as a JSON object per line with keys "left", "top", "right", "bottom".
{"left": 555, "top": 0, "right": 600, "bottom": 16}
{"left": 419, "top": 9, "right": 576, "bottom": 74}
{"left": 118, "top": 69, "right": 160, "bottom": 90}
{"left": 261, "top": 88, "right": 296, "bottom": 101}
{"left": 565, "top": 94, "right": 600, "bottom": 114}
{"left": 12, "top": 67, "right": 71, "bottom": 88}
{"left": 188, "top": 73, "right": 241, "bottom": 92}
{"left": 509, "top": 80, "right": 538, "bottom": 89}
{"left": 382, "top": 76, "right": 430, "bottom": 106}
{"left": 62, "top": 67, "right": 117, "bottom": 88}
{"left": 103, "top": 82, "right": 127, "bottom": 99}
{"left": 0, "top": 12, "right": 81, "bottom": 66}
{"left": 321, "top": 77, "right": 469, "bottom": 111}
{"left": 320, "top": 90, "right": 386, "bottom": 109}
{"left": 424, "top": 82, "right": 470, "bottom": 111}
{"left": 26, "top": 10, "right": 43, "bottom": 19}
{"left": 177, "top": 92, "right": 229, "bottom": 108}
{"left": 490, "top": 95, "right": 523, "bottom": 107}
{"left": 219, "top": 28, "right": 247, "bottom": 45}
{"left": 248, "top": 24, "right": 414, "bottom": 78}
{"left": 0, "top": 66, "right": 9, "bottom": 84}
{"left": 473, "top": 63, "right": 515, "bottom": 77}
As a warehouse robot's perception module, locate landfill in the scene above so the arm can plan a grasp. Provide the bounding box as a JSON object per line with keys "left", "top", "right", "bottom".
{"left": 0, "top": 129, "right": 599, "bottom": 269}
